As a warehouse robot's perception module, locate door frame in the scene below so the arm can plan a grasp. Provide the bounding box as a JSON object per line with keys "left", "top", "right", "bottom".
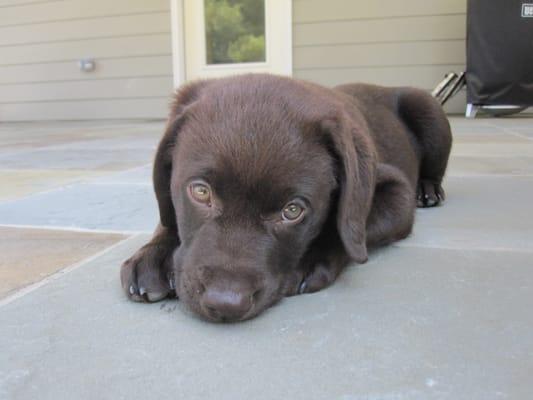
{"left": 169, "top": 0, "right": 292, "bottom": 88}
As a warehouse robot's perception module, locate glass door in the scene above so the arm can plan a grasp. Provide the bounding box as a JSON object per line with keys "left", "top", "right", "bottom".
{"left": 183, "top": 0, "right": 292, "bottom": 80}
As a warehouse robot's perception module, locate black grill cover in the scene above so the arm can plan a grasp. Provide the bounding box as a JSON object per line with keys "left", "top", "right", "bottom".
{"left": 467, "top": 0, "right": 533, "bottom": 105}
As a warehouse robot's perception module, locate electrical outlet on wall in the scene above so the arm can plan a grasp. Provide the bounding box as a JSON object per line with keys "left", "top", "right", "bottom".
{"left": 78, "top": 59, "right": 96, "bottom": 72}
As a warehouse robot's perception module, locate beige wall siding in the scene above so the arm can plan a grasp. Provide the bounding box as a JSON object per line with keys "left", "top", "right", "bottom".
{"left": 0, "top": 0, "right": 173, "bottom": 121}
{"left": 292, "top": 0, "right": 468, "bottom": 114}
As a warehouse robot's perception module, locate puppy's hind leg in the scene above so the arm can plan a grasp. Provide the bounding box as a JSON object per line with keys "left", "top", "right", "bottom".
{"left": 366, "top": 163, "right": 416, "bottom": 247}
{"left": 398, "top": 88, "right": 452, "bottom": 208}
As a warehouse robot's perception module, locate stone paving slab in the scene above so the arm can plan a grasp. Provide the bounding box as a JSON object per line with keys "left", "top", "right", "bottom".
{"left": 2, "top": 173, "right": 529, "bottom": 250}
{"left": 449, "top": 118, "right": 533, "bottom": 140}
{"left": 451, "top": 132, "right": 529, "bottom": 144}
{"left": 0, "top": 226, "right": 125, "bottom": 299}
{"left": 451, "top": 142, "right": 533, "bottom": 157}
{"left": 447, "top": 156, "right": 533, "bottom": 176}
{"left": 402, "top": 176, "right": 533, "bottom": 252}
{"left": 0, "top": 169, "right": 105, "bottom": 202}
{"left": 506, "top": 128, "right": 533, "bottom": 139}
{"left": 0, "top": 121, "right": 164, "bottom": 152}
{"left": 451, "top": 115, "right": 532, "bottom": 124}
{"left": 47, "top": 136, "right": 158, "bottom": 151}
{"left": 449, "top": 123, "right": 511, "bottom": 135}
{"left": 91, "top": 164, "right": 152, "bottom": 185}
{"left": 0, "top": 148, "right": 154, "bottom": 171}
{"left": 0, "top": 183, "right": 158, "bottom": 232}
{"left": 0, "top": 235, "right": 531, "bottom": 400}
{"left": 1, "top": 118, "right": 532, "bottom": 400}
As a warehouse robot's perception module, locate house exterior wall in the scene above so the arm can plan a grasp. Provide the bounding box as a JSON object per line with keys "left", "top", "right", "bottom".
{"left": 0, "top": 0, "right": 468, "bottom": 121}
{"left": 292, "top": 0, "right": 467, "bottom": 113}
{"left": 0, "top": 0, "right": 174, "bottom": 121}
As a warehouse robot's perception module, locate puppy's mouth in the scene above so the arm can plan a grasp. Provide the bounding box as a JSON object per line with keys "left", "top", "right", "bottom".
{"left": 201, "top": 308, "right": 256, "bottom": 323}
{"left": 183, "top": 296, "right": 260, "bottom": 323}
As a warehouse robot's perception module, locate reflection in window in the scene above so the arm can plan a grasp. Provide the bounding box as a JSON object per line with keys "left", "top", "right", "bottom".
{"left": 204, "top": 0, "right": 266, "bottom": 64}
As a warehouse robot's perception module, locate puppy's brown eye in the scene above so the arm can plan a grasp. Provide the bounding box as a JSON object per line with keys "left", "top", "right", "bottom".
{"left": 282, "top": 203, "right": 304, "bottom": 221}
{"left": 190, "top": 183, "right": 211, "bottom": 204}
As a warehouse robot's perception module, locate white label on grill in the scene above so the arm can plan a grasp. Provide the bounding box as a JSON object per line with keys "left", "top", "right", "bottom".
{"left": 522, "top": 4, "right": 533, "bottom": 17}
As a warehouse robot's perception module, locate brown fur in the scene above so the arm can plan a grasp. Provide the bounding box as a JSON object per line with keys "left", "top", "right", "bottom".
{"left": 120, "top": 74, "right": 452, "bottom": 322}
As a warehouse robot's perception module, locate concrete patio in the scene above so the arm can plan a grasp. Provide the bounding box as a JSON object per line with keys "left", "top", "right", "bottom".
{"left": 0, "top": 117, "right": 532, "bottom": 399}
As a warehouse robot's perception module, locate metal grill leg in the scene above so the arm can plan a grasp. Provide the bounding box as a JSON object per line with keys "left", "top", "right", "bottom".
{"left": 466, "top": 103, "right": 478, "bottom": 118}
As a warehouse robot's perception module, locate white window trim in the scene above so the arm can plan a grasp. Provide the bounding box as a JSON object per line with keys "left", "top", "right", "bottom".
{"left": 170, "top": 0, "right": 186, "bottom": 88}
{"left": 169, "top": 0, "right": 292, "bottom": 88}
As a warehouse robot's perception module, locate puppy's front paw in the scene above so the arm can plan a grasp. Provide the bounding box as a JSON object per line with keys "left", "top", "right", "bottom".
{"left": 120, "top": 245, "right": 175, "bottom": 303}
{"left": 417, "top": 179, "right": 445, "bottom": 208}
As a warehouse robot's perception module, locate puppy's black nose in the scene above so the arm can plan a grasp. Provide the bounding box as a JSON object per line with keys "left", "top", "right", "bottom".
{"left": 200, "top": 287, "right": 255, "bottom": 322}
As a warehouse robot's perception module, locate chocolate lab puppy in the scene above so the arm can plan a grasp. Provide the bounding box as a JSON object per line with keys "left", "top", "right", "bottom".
{"left": 120, "top": 74, "right": 451, "bottom": 322}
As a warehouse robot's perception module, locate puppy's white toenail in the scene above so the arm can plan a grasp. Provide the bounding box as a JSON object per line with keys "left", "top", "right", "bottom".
{"left": 147, "top": 292, "right": 166, "bottom": 302}
{"left": 298, "top": 280, "right": 308, "bottom": 294}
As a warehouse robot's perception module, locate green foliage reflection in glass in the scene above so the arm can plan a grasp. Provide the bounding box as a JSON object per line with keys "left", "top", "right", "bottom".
{"left": 204, "top": 0, "right": 266, "bottom": 64}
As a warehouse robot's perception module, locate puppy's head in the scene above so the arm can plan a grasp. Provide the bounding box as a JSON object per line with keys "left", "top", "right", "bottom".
{"left": 156, "top": 75, "right": 375, "bottom": 322}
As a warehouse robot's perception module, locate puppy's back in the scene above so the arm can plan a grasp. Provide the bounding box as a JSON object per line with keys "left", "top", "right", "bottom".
{"left": 334, "top": 83, "right": 451, "bottom": 189}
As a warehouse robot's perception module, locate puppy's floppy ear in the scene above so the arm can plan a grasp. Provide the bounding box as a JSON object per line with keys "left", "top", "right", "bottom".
{"left": 153, "top": 80, "right": 209, "bottom": 232}
{"left": 321, "top": 112, "right": 377, "bottom": 263}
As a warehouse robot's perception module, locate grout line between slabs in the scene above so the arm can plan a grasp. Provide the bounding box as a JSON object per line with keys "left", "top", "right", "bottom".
{"left": 394, "top": 242, "right": 533, "bottom": 254}
{"left": 446, "top": 173, "right": 533, "bottom": 178}
{"left": 0, "top": 223, "right": 152, "bottom": 235}
{"left": 482, "top": 122, "right": 533, "bottom": 141}
{"left": 499, "top": 127, "right": 533, "bottom": 141}
{"left": 0, "top": 234, "right": 141, "bottom": 309}
{"left": 0, "top": 182, "right": 84, "bottom": 206}
{"left": 87, "top": 182, "right": 152, "bottom": 186}
{"left": 0, "top": 163, "right": 152, "bottom": 206}
{"left": 450, "top": 153, "right": 533, "bottom": 158}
